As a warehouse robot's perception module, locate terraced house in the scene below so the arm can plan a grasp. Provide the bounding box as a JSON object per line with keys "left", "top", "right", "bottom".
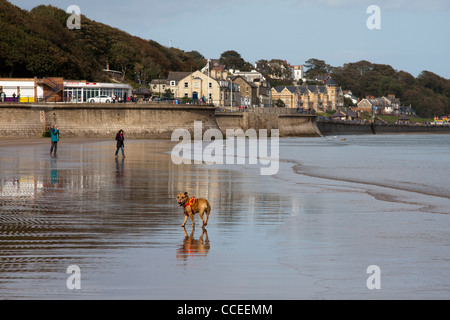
{"left": 177, "top": 70, "right": 240, "bottom": 107}
{"left": 271, "top": 78, "right": 344, "bottom": 112}
{"left": 150, "top": 71, "right": 191, "bottom": 99}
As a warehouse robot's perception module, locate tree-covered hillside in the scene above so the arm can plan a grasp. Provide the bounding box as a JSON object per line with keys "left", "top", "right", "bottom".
{"left": 330, "top": 60, "right": 450, "bottom": 117}
{"left": 0, "top": 0, "right": 206, "bottom": 84}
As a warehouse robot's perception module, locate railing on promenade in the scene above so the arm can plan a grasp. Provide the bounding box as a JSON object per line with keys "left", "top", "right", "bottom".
{"left": 216, "top": 106, "right": 313, "bottom": 115}
{"left": 1, "top": 98, "right": 312, "bottom": 115}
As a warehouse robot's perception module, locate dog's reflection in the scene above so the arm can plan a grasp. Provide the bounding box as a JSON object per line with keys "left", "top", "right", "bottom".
{"left": 176, "top": 227, "right": 210, "bottom": 261}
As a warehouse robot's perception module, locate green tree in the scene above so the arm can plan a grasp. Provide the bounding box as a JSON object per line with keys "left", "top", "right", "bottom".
{"left": 268, "top": 59, "right": 292, "bottom": 80}
{"left": 379, "top": 76, "right": 402, "bottom": 97}
{"left": 274, "top": 99, "right": 285, "bottom": 108}
{"left": 219, "top": 50, "right": 247, "bottom": 70}
{"left": 304, "top": 58, "right": 333, "bottom": 78}
{"left": 111, "top": 42, "right": 137, "bottom": 81}
{"left": 417, "top": 71, "right": 450, "bottom": 97}
{"left": 255, "top": 59, "right": 269, "bottom": 74}
{"left": 163, "top": 88, "right": 174, "bottom": 99}
{"left": 255, "top": 59, "right": 293, "bottom": 86}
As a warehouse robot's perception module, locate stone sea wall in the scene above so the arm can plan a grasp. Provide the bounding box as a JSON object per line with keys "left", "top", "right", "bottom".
{"left": 0, "top": 103, "right": 219, "bottom": 139}
{"left": 0, "top": 103, "right": 322, "bottom": 138}
{"left": 317, "top": 120, "right": 450, "bottom": 135}
{"left": 215, "top": 112, "right": 321, "bottom": 137}
{"left": 2, "top": 103, "right": 447, "bottom": 139}
{"left": 316, "top": 120, "right": 373, "bottom": 135}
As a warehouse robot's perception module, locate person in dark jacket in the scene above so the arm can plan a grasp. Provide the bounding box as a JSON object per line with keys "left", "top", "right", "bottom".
{"left": 115, "top": 129, "right": 125, "bottom": 158}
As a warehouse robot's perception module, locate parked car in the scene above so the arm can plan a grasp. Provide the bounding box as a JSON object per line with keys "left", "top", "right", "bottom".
{"left": 88, "top": 95, "right": 112, "bottom": 103}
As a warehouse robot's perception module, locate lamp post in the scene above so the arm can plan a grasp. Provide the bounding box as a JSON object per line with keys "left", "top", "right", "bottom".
{"left": 230, "top": 79, "right": 233, "bottom": 112}
{"left": 207, "top": 59, "right": 211, "bottom": 105}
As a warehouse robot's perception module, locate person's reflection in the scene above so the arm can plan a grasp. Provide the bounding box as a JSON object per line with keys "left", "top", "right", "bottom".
{"left": 50, "top": 157, "right": 59, "bottom": 188}
{"left": 43, "top": 157, "right": 63, "bottom": 192}
{"left": 176, "top": 228, "right": 210, "bottom": 261}
{"left": 115, "top": 157, "right": 124, "bottom": 185}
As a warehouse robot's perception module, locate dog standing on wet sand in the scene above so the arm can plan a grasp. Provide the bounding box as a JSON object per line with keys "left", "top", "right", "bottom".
{"left": 176, "top": 192, "right": 211, "bottom": 228}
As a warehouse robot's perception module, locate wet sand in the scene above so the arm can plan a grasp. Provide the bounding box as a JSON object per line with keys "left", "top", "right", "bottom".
{"left": 0, "top": 137, "right": 449, "bottom": 299}
{"left": 0, "top": 137, "right": 111, "bottom": 147}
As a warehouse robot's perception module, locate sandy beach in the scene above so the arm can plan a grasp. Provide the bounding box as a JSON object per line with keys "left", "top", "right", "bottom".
{"left": 0, "top": 136, "right": 449, "bottom": 299}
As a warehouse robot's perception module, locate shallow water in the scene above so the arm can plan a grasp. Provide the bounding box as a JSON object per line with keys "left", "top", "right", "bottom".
{"left": 0, "top": 135, "right": 449, "bottom": 299}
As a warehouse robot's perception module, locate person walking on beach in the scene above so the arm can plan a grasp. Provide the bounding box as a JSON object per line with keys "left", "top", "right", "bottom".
{"left": 115, "top": 129, "right": 125, "bottom": 158}
{"left": 50, "top": 125, "right": 60, "bottom": 157}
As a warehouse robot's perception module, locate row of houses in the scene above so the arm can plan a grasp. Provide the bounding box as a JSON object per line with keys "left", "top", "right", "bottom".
{"left": 151, "top": 67, "right": 272, "bottom": 108}
{"left": 152, "top": 66, "right": 343, "bottom": 112}
{"left": 0, "top": 61, "right": 414, "bottom": 117}
{"left": 270, "top": 76, "right": 344, "bottom": 112}
{"left": 356, "top": 94, "right": 416, "bottom": 116}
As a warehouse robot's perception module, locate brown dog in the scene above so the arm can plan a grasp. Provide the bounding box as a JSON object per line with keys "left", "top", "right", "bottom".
{"left": 176, "top": 192, "right": 211, "bottom": 228}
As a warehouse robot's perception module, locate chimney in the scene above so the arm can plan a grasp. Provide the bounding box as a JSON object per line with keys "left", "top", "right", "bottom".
{"left": 106, "top": 61, "right": 110, "bottom": 71}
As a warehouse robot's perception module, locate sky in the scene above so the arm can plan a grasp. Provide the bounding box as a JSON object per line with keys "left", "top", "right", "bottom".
{"left": 10, "top": 0, "right": 450, "bottom": 79}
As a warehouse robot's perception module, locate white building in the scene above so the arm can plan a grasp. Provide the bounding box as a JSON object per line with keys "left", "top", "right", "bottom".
{"left": 0, "top": 77, "right": 132, "bottom": 103}
{"left": 291, "top": 65, "right": 304, "bottom": 82}
{"left": 0, "top": 78, "right": 42, "bottom": 102}
{"left": 343, "top": 90, "right": 358, "bottom": 105}
{"left": 63, "top": 81, "right": 131, "bottom": 103}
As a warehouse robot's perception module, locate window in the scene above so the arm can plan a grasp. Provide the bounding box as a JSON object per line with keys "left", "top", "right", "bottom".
{"left": 194, "top": 81, "right": 199, "bottom": 89}
{"left": 209, "top": 82, "right": 212, "bottom": 88}
{"left": 170, "top": 81, "right": 176, "bottom": 86}
{"left": 100, "top": 88, "right": 114, "bottom": 96}
{"left": 184, "top": 82, "right": 189, "bottom": 88}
